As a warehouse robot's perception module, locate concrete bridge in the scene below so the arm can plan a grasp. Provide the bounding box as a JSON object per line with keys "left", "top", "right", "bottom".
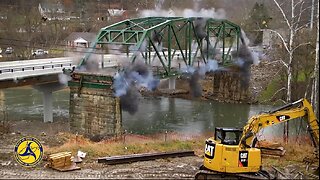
{"left": 0, "top": 56, "right": 120, "bottom": 123}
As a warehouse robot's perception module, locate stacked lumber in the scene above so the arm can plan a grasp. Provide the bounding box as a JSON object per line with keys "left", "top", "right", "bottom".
{"left": 48, "top": 152, "right": 72, "bottom": 168}
{"left": 47, "top": 152, "right": 80, "bottom": 171}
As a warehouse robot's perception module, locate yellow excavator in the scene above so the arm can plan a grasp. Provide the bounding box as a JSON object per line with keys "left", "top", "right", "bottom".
{"left": 195, "top": 98, "right": 319, "bottom": 179}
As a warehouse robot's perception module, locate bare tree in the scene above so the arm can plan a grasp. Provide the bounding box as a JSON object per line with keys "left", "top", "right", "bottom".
{"left": 268, "top": 0, "right": 312, "bottom": 143}
{"left": 311, "top": 0, "right": 319, "bottom": 118}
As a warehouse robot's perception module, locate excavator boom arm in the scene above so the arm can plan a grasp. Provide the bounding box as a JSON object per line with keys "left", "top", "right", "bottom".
{"left": 240, "top": 99, "right": 319, "bottom": 149}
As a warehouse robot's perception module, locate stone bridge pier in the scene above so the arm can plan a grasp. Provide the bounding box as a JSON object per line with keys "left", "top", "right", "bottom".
{"left": 68, "top": 71, "right": 122, "bottom": 139}
{"left": 201, "top": 70, "right": 250, "bottom": 102}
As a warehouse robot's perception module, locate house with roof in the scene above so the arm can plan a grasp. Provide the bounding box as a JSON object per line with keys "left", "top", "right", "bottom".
{"left": 65, "top": 32, "right": 97, "bottom": 48}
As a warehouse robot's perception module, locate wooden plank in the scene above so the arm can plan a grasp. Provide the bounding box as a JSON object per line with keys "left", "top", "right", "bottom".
{"left": 49, "top": 157, "right": 72, "bottom": 162}
{"left": 52, "top": 162, "right": 81, "bottom": 172}
{"left": 261, "top": 147, "right": 286, "bottom": 157}
{"left": 49, "top": 152, "right": 71, "bottom": 158}
{"left": 48, "top": 154, "right": 71, "bottom": 160}
{"left": 98, "top": 150, "right": 195, "bottom": 165}
{"left": 52, "top": 162, "right": 72, "bottom": 168}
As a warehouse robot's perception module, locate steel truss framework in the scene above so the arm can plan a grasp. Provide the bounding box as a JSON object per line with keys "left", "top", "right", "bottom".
{"left": 80, "top": 17, "right": 241, "bottom": 77}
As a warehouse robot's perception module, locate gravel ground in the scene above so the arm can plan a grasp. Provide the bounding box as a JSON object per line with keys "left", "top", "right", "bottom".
{"left": 0, "top": 156, "right": 203, "bottom": 179}
{"left": 0, "top": 129, "right": 203, "bottom": 179}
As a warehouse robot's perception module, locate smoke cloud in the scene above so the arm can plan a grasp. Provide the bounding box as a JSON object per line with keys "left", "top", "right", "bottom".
{"left": 140, "top": 0, "right": 225, "bottom": 19}
{"left": 58, "top": 73, "right": 72, "bottom": 85}
{"left": 113, "top": 61, "right": 160, "bottom": 114}
{"left": 231, "top": 31, "right": 260, "bottom": 89}
{"left": 182, "top": 59, "right": 219, "bottom": 97}
{"left": 194, "top": 18, "right": 208, "bottom": 41}
{"left": 140, "top": 8, "right": 226, "bottom": 19}
{"left": 120, "top": 86, "right": 139, "bottom": 115}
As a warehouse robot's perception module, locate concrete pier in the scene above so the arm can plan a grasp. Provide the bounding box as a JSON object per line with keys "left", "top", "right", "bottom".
{"left": 34, "top": 82, "right": 65, "bottom": 123}
{"left": 168, "top": 77, "right": 176, "bottom": 90}
{"left": 42, "top": 90, "right": 53, "bottom": 123}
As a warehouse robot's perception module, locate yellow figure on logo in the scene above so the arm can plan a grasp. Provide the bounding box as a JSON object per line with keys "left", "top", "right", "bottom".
{"left": 14, "top": 137, "right": 43, "bottom": 167}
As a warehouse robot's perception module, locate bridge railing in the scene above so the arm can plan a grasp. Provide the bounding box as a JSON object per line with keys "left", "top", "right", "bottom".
{"left": 0, "top": 57, "right": 76, "bottom": 81}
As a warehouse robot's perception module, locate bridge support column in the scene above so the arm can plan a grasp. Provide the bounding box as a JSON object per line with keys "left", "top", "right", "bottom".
{"left": 168, "top": 77, "right": 176, "bottom": 90}
{"left": 213, "top": 71, "right": 249, "bottom": 101}
{"left": 33, "top": 82, "right": 65, "bottom": 123}
{"left": 42, "top": 90, "right": 53, "bottom": 123}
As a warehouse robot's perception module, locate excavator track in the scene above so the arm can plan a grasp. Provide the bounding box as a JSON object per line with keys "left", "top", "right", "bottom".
{"left": 195, "top": 168, "right": 271, "bottom": 179}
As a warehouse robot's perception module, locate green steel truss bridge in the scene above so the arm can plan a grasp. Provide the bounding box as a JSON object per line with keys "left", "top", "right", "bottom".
{"left": 80, "top": 17, "right": 242, "bottom": 78}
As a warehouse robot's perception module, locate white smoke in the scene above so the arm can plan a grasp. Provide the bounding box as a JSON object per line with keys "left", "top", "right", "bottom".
{"left": 140, "top": 8, "right": 226, "bottom": 18}
{"left": 108, "top": 44, "right": 123, "bottom": 55}
{"left": 140, "top": 0, "right": 226, "bottom": 18}
{"left": 155, "top": 0, "right": 165, "bottom": 10}
{"left": 182, "top": 59, "right": 219, "bottom": 76}
{"left": 58, "top": 73, "right": 72, "bottom": 85}
{"left": 239, "top": 30, "right": 260, "bottom": 66}
{"left": 251, "top": 51, "right": 260, "bottom": 65}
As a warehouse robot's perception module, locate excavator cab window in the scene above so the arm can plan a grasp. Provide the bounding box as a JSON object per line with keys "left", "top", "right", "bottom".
{"left": 215, "top": 127, "right": 243, "bottom": 145}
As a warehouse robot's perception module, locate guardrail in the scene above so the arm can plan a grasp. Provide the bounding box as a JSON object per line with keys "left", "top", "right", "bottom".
{"left": 0, "top": 56, "right": 120, "bottom": 81}
{"left": 0, "top": 57, "right": 75, "bottom": 81}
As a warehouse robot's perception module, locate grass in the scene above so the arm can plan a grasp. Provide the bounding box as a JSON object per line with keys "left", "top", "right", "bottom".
{"left": 261, "top": 136, "right": 318, "bottom": 174}
{"left": 44, "top": 132, "right": 318, "bottom": 169}
{"left": 44, "top": 132, "right": 207, "bottom": 159}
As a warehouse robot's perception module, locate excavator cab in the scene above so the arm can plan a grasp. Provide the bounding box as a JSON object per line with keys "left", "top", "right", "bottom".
{"left": 203, "top": 127, "right": 262, "bottom": 175}
{"left": 214, "top": 127, "right": 243, "bottom": 145}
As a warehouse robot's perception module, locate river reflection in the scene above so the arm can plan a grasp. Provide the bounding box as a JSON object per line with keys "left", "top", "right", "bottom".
{"left": 0, "top": 87, "right": 309, "bottom": 139}
{"left": 122, "top": 97, "right": 252, "bottom": 134}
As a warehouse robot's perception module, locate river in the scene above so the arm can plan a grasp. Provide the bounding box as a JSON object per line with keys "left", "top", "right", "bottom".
{"left": 0, "top": 87, "right": 307, "bottom": 140}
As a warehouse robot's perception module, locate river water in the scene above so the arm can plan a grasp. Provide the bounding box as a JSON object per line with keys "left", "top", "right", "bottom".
{"left": 0, "top": 87, "right": 307, "bottom": 139}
